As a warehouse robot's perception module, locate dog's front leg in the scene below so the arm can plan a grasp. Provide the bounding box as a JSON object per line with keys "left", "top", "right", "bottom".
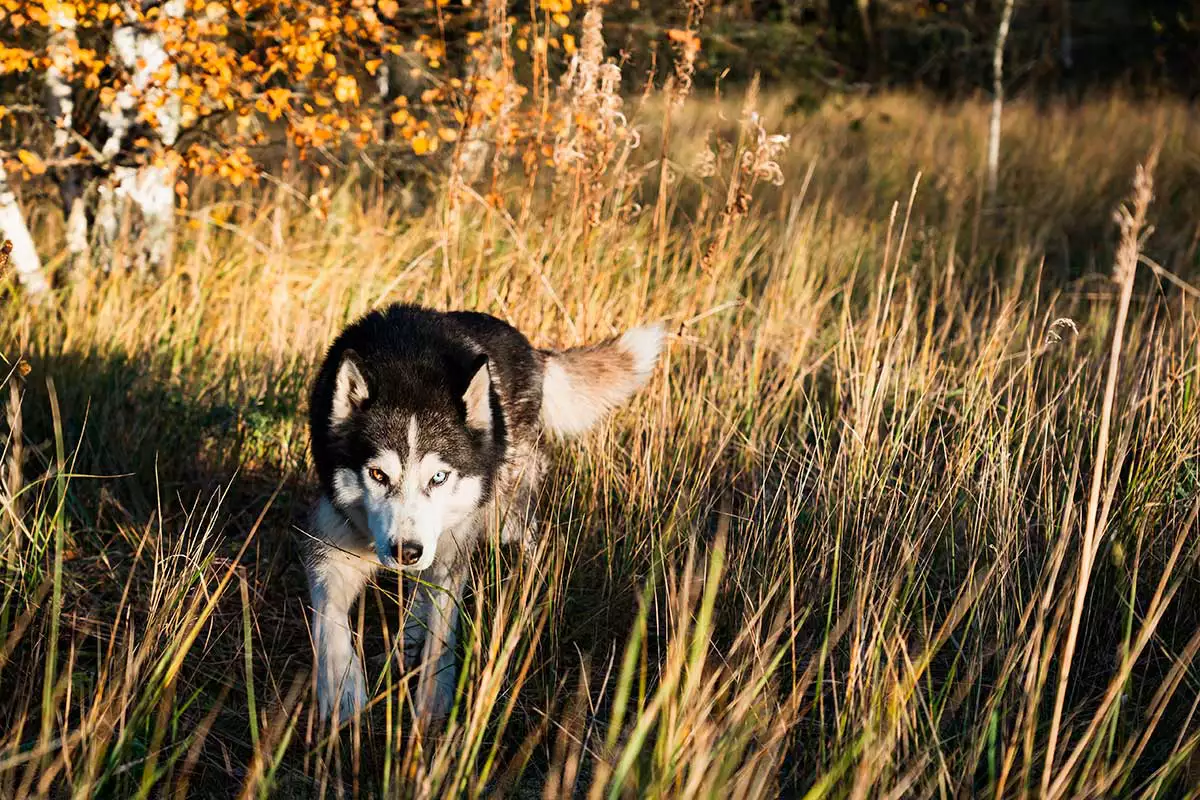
{"left": 402, "top": 581, "right": 431, "bottom": 666}
{"left": 410, "top": 567, "right": 467, "bottom": 721}
{"left": 307, "top": 502, "right": 379, "bottom": 722}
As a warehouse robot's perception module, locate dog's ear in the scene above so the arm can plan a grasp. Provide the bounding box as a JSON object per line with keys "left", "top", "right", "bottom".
{"left": 463, "top": 355, "right": 492, "bottom": 433}
{"left": 331, "top": 350, "right": 369, "bottom": 424}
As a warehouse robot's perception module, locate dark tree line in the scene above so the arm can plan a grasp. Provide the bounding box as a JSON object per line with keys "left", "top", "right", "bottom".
{"left": 633, "top": 0, "right": 1200, "bottom": 99}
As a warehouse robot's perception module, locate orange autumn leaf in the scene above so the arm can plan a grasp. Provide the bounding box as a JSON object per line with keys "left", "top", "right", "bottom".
{"left": 411, "top": 132, "right": 434, "bottom": 155}
{"left": 666, "top": 28, "right": 701, "bottom": 52}
{"left": 17, "top": 149, "right": 46, "bottom": 175}
{"left": 334, "top": 75, "right": 359, "bottom": 104}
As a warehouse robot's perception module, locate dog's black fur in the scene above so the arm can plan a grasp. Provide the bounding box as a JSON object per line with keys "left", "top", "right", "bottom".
{"left": 309, "top": 304, "right": 544, "bottom": 515}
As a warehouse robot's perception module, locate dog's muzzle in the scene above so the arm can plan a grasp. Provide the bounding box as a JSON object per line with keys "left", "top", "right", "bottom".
{"left": 389, "top": 540, "right": 424, "bottom": 567}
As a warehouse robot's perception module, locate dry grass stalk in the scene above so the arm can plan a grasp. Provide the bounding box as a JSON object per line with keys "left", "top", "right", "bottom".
{"left": 652, "top": 1, "right": 705, "bottom": 267}
{"left": 0, "top": 239, "right": 12, "bottom": 282}
{"left": 665, "top": 1, "right": 705, "bottom": 111}
{"left": 699, "top": 77, "right": 790, "bottom": 272}
{"left": 1042, "top": 144, "right": 1160, "bottom": 794}
{"left": 3, "top": 372, "right": 24, "bottom": 559}
{"left": 552, "top": 8, "right": 636, "bottom": 183}
{"left": 1, "top": 237, "right": 25, "bottom": 560}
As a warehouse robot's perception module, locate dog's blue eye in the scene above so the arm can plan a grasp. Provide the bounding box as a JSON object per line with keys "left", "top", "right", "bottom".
{"left": 429, "top": 470, "right": 448, "bottom": 487}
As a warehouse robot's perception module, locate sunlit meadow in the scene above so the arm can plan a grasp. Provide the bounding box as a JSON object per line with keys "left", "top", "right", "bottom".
{"left": 2, "top": 19, "right": 1200, "bottom": 797}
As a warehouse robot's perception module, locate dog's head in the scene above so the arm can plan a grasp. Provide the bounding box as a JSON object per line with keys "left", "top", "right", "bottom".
{"left": 321, "top": 349, "right": 498, "bottom": 571}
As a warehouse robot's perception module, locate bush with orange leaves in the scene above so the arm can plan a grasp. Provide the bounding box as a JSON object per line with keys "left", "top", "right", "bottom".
{"left": 0, "top": 0, "right": 596, "bottom": 290}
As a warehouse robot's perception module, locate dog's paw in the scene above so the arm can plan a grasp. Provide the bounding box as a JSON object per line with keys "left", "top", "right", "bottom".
{"left": 421, "top": 677, "right": 456, "bottom": 722}
{"left": 318, "top": 657, "right": 368, "bottom": 722}
{"left": 413, "top": 662, "right": 458, "bottom": 723}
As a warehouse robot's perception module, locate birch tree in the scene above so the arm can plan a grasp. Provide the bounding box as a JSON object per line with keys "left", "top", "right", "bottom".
{"left": 0, "top": 0, "right": 579, "bottom": 292}
{"left": 986, "top": 0, "right": 1017, "bottom": 200}
{"left": 0, "top": 159, "right": 47, "bottom": 294}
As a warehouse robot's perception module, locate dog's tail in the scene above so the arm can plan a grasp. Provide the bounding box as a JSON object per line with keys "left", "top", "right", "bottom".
{"left": 540, "top": 324, "right": 665, "bottom": 437}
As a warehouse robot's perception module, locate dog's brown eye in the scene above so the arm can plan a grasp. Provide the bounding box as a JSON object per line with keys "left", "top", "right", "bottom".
{"left": 368, "top": 468, "right": 389, "bottom": 485}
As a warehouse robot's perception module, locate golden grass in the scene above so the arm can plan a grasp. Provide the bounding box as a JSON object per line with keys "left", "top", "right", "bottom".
{"left": 1, "top": 90, "right": 1200, "bottom": 798}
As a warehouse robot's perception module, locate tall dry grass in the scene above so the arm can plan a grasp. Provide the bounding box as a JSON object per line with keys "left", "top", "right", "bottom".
{"left": 1, "top": 76, "right": 1200, "bottom": 798}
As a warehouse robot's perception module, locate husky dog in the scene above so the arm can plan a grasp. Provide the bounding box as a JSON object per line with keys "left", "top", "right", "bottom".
{"left": 305, "top": 304, "right": 663, "bottom": 721}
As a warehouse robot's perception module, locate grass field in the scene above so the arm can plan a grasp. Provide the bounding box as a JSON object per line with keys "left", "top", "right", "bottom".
{"left": 2, "top": 88, "right": 1200, "bottom": 798}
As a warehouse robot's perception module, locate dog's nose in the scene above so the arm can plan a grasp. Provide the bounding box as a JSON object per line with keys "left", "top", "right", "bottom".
{"left": 399, "top": 541, "right": 423, "bottom": 566}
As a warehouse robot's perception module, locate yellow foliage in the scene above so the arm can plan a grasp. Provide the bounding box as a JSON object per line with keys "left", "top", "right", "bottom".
{"left": 255, "top": 87, "right": 292, "bottom": 121}
{"left": 334, "top": 75, "right": 359, "bottom": 105}
{"left": 17, "top": 149, "right": 46, "bottom": 175}
{"left": 666, "top": 28, "right": 701, "bottom": 52}
{"left": 0, "top": 44, "right": 36, "bottom": 74}
{"left": 0, "top": 0, "right": 608, "bottom": 182}
{"left": 411, "top": 132, "right": 434, "bottom": 155}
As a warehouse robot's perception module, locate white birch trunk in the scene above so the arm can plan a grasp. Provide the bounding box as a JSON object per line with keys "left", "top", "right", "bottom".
{"left": 64, "top": 195, "right": 89, "bottom": 272}
{"left": 138, "top": 0, "right": 184, "bottom": 150}
{"left": 134, "top": 0, "right": 181, "bottom": 272}
{"left": 94, "top": 180, "right": 119, "bottom": 270}
{"left": 44, "top": 8, "right": 76, "bottom": 156}
{"left": 3, "top": 2, "right": 83, "bottom": 292}
{"left": 98, "top": 1, "right": 184, "bottom": 273}
{"left": 0, "top": 162, "right": 48, "bottom": 294}
{"left": 986, "top": 0, "right": 1016, "bottom": 199}
{"left": 118, "top": 165, "right": 175, "bottom": 274}
{"left": 99, "top": 20, "right": 137, "bottom": 161}
{"left": 102, "top": 3, "right": 183, "bottom": 151}
{"left": 45, "top": 6, "right": 91, "bottom": 274}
